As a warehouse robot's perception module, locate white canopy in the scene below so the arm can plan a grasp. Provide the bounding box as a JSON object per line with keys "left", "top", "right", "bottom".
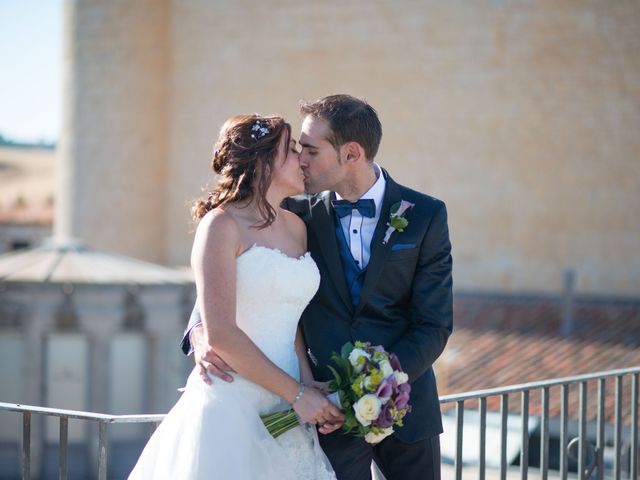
{"left": 0, "top": 238, "right": 193, "bottom": 285}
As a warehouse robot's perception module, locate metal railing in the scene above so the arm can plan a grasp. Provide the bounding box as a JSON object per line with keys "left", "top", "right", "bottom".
{"left": 1, "top": 366, "right": 638, "bottom": 479}
{"left": 439, "top": 366, "right": 639, "bottom": 480}
{"left": 0, "top": 403, "right": 164, "bottom": 480}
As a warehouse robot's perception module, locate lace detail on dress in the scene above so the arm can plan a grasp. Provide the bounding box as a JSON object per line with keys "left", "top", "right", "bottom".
{"left": 276, "top": 424, "right": 336, "bottom": 479}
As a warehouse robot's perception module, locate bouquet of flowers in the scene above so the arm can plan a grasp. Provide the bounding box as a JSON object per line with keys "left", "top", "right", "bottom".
{"left": 326, "top": 341, "right": 411, "bottom": 443}
{"left": 261, "top": 341, "right": 411, "bottom": 444}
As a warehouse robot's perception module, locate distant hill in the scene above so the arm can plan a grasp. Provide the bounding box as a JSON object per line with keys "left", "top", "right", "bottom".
{"left": 0, "top": 133, "right": 55, "bottom": 150}
{"left": 0, "top": 145, "right": 55, "bottom": 212}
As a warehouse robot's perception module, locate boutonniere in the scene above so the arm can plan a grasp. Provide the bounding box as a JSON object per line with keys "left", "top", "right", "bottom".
{"left": 383, "top": 200, "right": 414, "bottom": 244}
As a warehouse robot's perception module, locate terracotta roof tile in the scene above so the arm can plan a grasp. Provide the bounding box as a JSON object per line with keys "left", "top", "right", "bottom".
{"left": 0, "top": 207, "right": 53, "bottom": 225}
{"left": 438, "top": 294, "right": 640, "bottom": 425}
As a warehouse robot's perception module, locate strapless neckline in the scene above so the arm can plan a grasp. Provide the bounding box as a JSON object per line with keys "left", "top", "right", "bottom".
{"left": 238, "top": 243, "right": 312, "bottom": 262}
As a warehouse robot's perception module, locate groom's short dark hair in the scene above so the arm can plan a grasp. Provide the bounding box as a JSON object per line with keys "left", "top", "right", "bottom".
{"left": 299, "top": 94, "right": 382, "bottom": 161}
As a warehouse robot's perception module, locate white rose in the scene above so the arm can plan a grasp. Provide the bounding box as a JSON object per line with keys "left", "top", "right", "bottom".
{"left": 394, "top": 371, "right": 409, "bottom": 385}
{"left": 364, "top": 427, "right": 394, "bottom": 444}
{"left": 353, "top": 394, "right": 382, "bottom": 426}
{"left": 348, "top": 348, "right": 370, "bottom": 373}
{"left": 379, "top": 359, "right": 394, "bottom": 378}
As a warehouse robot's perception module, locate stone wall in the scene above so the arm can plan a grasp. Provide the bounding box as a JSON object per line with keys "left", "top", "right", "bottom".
{"left": 62, "top": 1, "right": 640, "bottom": 296}
{"left": 56, "top": 0, "right": 170, "bottom": 261}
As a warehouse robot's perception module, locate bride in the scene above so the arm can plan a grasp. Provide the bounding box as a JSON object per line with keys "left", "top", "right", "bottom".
{"left": 129, "top": 115, "right": 341, "bottom": 479}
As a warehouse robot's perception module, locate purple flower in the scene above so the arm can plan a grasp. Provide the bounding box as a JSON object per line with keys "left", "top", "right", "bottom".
{"left": 388, "top": 374, "right": 398, "bottom": 392}
{"left": 376, "top": 378, "right": 393, "bottom": 402}
{"left": 398, "top": 383, "right": 411, "bottom": 395}
{"left": 395, "top": 388, "right": 411, "bottom": 409}
{"left": 395, "top": 383, "right": 411, "bottom": 410}
{"left": 375, "top": 402, "right": 394, "bottom": 428}
{"left": 389, "top": 353, "right": 402, "bottom": 372}
{"left": 395, "top": 392, "right": 410, "bottom": 410}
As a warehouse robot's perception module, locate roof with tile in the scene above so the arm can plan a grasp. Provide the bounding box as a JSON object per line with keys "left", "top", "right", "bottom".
{"left": 0, "top": 207, "right": 53, "bottom": 225}
{"left": 437, "top": 294, "right": 640, "bottom": 425}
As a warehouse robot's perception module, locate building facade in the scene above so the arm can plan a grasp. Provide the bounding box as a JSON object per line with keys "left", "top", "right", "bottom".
{"left": 58, "top": 0, "right": 640, "bottom": 297}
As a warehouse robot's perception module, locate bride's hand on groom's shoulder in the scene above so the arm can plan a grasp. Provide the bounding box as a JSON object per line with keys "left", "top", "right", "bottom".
{"left": 191, "top": 325, "right": 235, "bottom": 385}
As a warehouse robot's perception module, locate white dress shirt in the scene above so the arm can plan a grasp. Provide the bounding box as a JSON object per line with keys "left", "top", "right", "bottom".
{"left": 334, "top": 163, "right": 386, "bottom": 269}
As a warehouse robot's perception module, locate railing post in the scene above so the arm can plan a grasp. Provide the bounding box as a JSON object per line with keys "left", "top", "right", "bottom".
{"left": 560, "top": 384, "right": 569, "bottom": 480}
{"left": 596, "top": 378, "right": 605, "bottom": 480}
{"left": 22, "top": 411, "right": 31, "bottom": 480}
{"left": 631, "top": 373, "right": 638, "bottom": 480}
{"left": 59, "top": 416, "right": 68, "bottom": 480}
{"left": 98, "top": 421, "right": 108, "bottom": 480}
{"left": 578, "top": 382, "right": 587, "bottom": 480}
{"left": 521, "top": 390, "right": 529, "bottom": 480}
{"left": 614, "top": 376, "right": 622, "bottom": 480}
{"left": 540, "top": 387, "right": 549, "bottom": 480}
{"left": 500, "top": 394, "right": 508, "bottom": 480}
{"left": 455, "top": 401, "right": 464, "bottom": 480}
{"left": 479, "top": 397, "right": 486, "bottom": 480}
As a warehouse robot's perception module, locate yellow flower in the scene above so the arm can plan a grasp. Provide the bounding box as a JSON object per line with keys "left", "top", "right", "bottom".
{"left": 351, "top": 374, "right": 365, "bottom": 397}
{"left": 364, "top": 369, "right": 383, "bottom": 392}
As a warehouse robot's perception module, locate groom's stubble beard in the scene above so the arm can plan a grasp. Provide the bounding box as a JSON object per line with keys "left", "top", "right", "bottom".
{"left": 304, "top": 180, "right": 322, "bottom": 195}
{"left": 304, "top": 149, "right": 344, "bottom": 195}
{"left": 302, "top": 166, "right": 332, "bottom": 195}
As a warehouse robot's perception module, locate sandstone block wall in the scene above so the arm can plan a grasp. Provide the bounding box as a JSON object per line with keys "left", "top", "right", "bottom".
{"left": 56, "top": 0, "right": 170, "bottom": 262}
{"left": 62, "top": 1, "right": 640, "bottom": 296}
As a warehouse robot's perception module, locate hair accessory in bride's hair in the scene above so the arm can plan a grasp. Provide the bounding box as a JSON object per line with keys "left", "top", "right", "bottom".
{"left": 250, "top": 120, "right": 270, "bottom": 140}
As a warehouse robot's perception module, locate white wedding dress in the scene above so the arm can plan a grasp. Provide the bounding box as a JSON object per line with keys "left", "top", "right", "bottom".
{"left": 129, "top": 245, "right": 336, "bottom": 479}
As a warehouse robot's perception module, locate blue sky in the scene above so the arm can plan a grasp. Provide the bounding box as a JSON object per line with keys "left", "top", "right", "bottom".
{"left": 0, "top": 0, "right": 63, "bottom": 143}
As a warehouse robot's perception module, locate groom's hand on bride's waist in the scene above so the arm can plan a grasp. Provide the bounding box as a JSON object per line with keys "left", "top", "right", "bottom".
{"left": 191, "top": 324, "right": 235, "bottom": 384}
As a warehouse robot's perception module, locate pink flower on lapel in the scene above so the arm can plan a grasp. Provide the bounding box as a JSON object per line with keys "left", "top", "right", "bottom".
{"left": 382, "top": 200, "right": 414, "bottom": 244}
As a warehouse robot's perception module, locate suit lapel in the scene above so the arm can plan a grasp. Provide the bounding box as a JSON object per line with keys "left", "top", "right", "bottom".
{"left": 308, "top": 193, "right": 354, "bottom": 313}
{"left": 354, "top": 170, "right": 403, "bottom": 316}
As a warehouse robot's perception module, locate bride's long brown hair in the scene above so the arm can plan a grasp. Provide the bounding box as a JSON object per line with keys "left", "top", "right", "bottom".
{"left": 192, "top": 115, "right": 291, "bottom": 228}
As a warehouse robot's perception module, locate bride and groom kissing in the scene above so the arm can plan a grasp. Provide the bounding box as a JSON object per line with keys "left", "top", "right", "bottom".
{"left": 129, "top": 94, "right": 453, "bottom": 479}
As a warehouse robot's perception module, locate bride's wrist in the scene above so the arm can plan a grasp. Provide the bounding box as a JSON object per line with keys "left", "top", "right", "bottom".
{"left": 282, "top": 379, "right": 303, "bottom": 404}
{"left": 291, "top": 383, "right": 305, "bottom": 405}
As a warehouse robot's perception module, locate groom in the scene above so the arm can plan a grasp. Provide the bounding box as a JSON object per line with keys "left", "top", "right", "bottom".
{"left": 183, "top": 94, "right": 453, "bottom": 479}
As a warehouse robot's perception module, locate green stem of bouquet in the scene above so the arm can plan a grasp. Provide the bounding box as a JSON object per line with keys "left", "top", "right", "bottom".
{"left": 261, "top": 409, "right": 300, "bottom": 438}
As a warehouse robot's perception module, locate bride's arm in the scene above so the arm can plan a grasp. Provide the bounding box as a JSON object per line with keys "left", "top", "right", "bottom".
{"left": 295, "top": 326, "right": 316, "bottom": 386}
{"left": 290, "top": 212, "right": 319, "bottom": 387}
{"left": 192, "top": 210, "right": 341, "bottom": 424}
{"left": 295, "top": 327, "right": 334, "bottom": 396}
{"left": 295, "top": 326, "right": 344, "bottom": 435}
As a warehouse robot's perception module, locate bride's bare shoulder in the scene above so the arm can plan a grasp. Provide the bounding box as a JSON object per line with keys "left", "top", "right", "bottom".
{"left": 280, "top": 208, "right": 307, "bottom": 247}
{"left": 194, "top": 208, "right": 242, "bottom": 251}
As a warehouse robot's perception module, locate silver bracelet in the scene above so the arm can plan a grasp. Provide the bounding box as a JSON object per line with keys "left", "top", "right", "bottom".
{"left": 293, "top": 383, "right": 305, "bottom": 404}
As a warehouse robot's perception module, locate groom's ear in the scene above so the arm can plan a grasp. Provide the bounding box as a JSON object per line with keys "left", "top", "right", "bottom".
{"left": 342, "top": 141, "right": 365, "bottom": 164}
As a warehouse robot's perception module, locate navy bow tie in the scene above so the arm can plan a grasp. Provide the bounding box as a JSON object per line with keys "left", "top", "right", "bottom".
{"left": 331, "top": 199, "right": 376, "bottom": 218}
